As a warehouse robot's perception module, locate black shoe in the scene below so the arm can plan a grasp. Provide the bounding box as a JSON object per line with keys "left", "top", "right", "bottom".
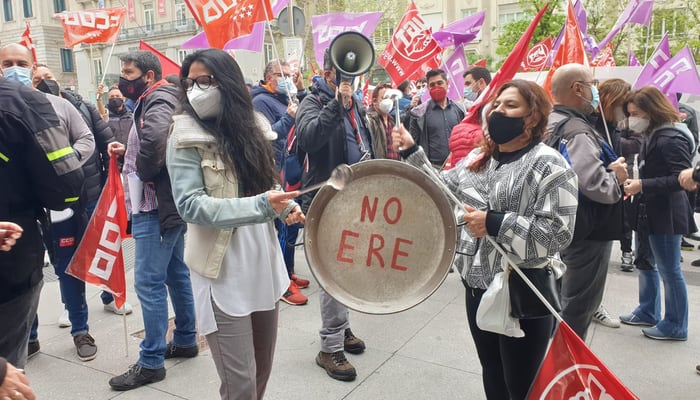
{"left": 681, "top": 239, "right": 694, "bottom": 251}
{"left": 27, "top": 340, "right": 40, "bottom": 358}
{"left": 164, "top": 342, "right": 198, "bottom": 359}
{"left": 343, "top": 328, "right": 366, "bottom": 355}
{"left": 109, "top": 364, "right": 166, "bottom": 391}
{"left": 691, "top": 259, "right": 700, "bottom": 267}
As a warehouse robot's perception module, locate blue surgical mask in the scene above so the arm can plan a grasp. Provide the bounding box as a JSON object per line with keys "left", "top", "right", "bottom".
{"left": 590, "top": 85, "right": 600, "bottom": 110}
{"left": 463, "top": 85, "right": 478, "bottom": 101}
{"left": 276, "top": 77, "right": 290, "bottom": 95}
{"left": 417, "top": 88, "right": 426, "bottom": 97}
{"left": 3, "top": 66, "right": 32, "bottom": 86}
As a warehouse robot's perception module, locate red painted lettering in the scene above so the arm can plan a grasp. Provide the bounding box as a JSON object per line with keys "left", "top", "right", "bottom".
{"left": 337, "top": 230, "right": 359, "bottom": 264}
{"left": 360, "top": 196, "right": 378, "bottom": 222}
{"left": 383, "top": 197, "right": 402, "bottom": 224}
{"left": 391, "top": 237, "right": 413, "bottom": 271}
{"left": 366, "top": 233, "right": 385, "bottom": 267}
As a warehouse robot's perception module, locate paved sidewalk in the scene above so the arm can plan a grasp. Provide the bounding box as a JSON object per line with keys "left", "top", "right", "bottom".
{"left": 26, "top": 239, "right": 700, "bottom": 399}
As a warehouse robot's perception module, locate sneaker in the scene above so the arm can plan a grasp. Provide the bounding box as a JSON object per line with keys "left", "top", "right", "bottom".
{"left": 281, "top": 281, "right": 308, "bottom": 305}
{"left": 344, "top": 328, "right": 366, "bottom": 354}
{"left": 620, "top": 251, "right": 635, "bottom": 272}
{"left": 315, "top": 351, "right": 356, "bottom": 381}
{"left": 164, "top": 342, "right": 198, "bottom": 359}
{"left": 593, "top": 305, "right": 621, "bottom": 328}
{"left": 691, "top": 259, "right": 700, "bottom": 267}
{"left": 291, "top": 274, "right": 310, "bottom": 289}
{"left": 681, "top": 239, "right": 694, "bottom": 251}
{"left": 73, "top": 333, "right": 97, "bottom": 361}
{"left": 642, "top": 326, "right": 687, "bottom": 341}
{"left": 619, "top": 313, "right": 656, "bottom": 327}
{"left": 109, "top": 364, "right": 166, "bottom": 391}
{"left": 104, "top": 300, "right": 133, "bottom": 315}
{"left": 27, "top": 340, "right": 40, "bottom": 358}
{"left": 57, "top": 309, "right": 71, "bottom": 328}
{"left": 696, "top": 364, "right": 700, "bottom": 375}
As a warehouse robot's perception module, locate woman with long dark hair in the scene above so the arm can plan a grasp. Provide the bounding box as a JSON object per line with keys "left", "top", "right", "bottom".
{"left": 392, "top": 80, "right": 578, "bottom": 399}
{"left": 620, "top": 86, "right": 695, "bottom": 341}
{"left": 166, "top": 49, "right": 304, "bottom": 399}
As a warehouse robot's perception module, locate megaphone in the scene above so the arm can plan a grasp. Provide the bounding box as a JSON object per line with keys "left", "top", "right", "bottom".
{"left": 328, "top": 32, "right": 375, "bottom": 81}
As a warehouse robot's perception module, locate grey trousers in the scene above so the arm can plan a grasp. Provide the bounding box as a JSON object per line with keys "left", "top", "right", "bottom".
{"left": 0, "top": 281, "right": 42, "bottom": 368}
{"left": 206, "top": 302, "right": 279, "bottom": 400}
{"left": 560, "top": 240, "right": 613, "bottom": 340}
{"left": 319, "top": 289, "right": 349, "bottom": 353}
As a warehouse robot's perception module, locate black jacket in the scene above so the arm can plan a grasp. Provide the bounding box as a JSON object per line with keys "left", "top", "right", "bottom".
{"left": 0, "top": 78, "right": 84, "bottom": 304}
{"left": 62, "top": 90, "right": 115, "bottom": 204}
{"left": 635, "top": 125, "right": 696, "bottom": 235}
{"left": 133, "top": 82, "right": 183, "bottom": 231}
{"left": 295, "top": 80, "right": 371, "bottom": 212}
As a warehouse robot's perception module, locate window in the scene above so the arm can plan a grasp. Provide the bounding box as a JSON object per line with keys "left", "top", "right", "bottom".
{"left": 60, "top": 49, "right": 74, "bottom": 72}
{"left": 264, "top": 43, "right": 273, "bottom": 65}
{"left": 93, "top": 59, "right": 103, "bottom": 77}
{"left": 53, "top": 0, "right": 66, "bottom": 13}
{"left": 462, "top": 8, "right": 478, "bottom": 18}
{"left": 22, "top": 0, "right": 32, "bottom": 18}
{"left": 498, "top": 11, "right": 527, "bottom": 26}
{"left": 3, "top": 0, "right": 13, "bottom": 22}
{"left": 175, "top": 0, "right": 187, "bottom": 27}
{"left": 144, "top": 3, "right": 155, "bottom": 32}
{"left": 177, "top": 49, "right": 189, "bottom": 64}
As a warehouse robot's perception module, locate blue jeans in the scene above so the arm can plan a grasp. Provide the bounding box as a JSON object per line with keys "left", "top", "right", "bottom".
{"left": 278, "top": 222, "right": 301, "bottom": 278}
{"left": 132, "top": 211, "right": 196, "bottom": 369}
{"left": 635, "top": 234, "right": 688, "bottom": 337}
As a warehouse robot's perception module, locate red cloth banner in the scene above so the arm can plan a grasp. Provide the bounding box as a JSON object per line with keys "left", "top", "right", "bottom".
{"left": 66, "top": 157, "right": 130, "bottom": 309}
{"left": 55, "top": 7, "right": 126, "bottom": 47}
{"left": 591, "top": 43, "right": 616, "bottom": 67}
{"left": 361, "top": 78, "right": 371, "bottom": 109}
{"left": 18, "top": 21, "right": 38, "bottom": 66}
{"left": 128, "top": 0, "right": 135, "bottom": 21}
{"left": 139, "top": 40, "right": 181, "bottom": 77}
{"left": 185, "top": 0, "right": 273, "bottom": 49}
{"left": 379, "top": 1, "right": 442, "bottom": 85}
{"left": 521, "top": 37, "right": 553, "bottom": 72}
{"left": 543, "top": 0, "right": 588, "bottom": 95}
{"left": 528, "top": 322, "right": 639, "bottom": 400}
{"left": 158, "top": 0, "right": 166, "bottom": 15}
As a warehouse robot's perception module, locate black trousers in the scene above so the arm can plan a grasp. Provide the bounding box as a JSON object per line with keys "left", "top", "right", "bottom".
{"left": 465, "top": 286, "right": 554, "bottom": 400}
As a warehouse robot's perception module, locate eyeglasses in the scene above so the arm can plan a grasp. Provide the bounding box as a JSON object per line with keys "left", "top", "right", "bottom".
{"left": 273, "top": 72, "right": 292, "bottom": 78}
{"left": 181, "top": 75, "right": 215, "bottom": 91}
{"left": 573, "top": 79, "right": 599, "bottom": 88}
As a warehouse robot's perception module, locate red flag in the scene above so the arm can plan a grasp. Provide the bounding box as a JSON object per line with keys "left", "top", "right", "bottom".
{"left": 185, "top": 0, "right": 273, "bottom": 49}
{"left": 522, "top": 37, "right": 553, "bottom": 72}
{"left": 528, "top": 322, "right": 639, "bottom": 399}
{"left": 474, "top": 58, "right": 487, "bottom": 67}
{"left": 66, "top": 157, "right": 130, "bottom": 309}
{"left": 55, "top": 7, "right": 126, "bottom": 47}
{"left": 361, "top": 78, "right": 371, "bottom": 109}
{"left": 543, "top": 0, "right": 589, "bottom": 95}
{"left": 379, "top": 1, "right": 442, "bottom": 85}
{"left": 463, "top": 4, "right": 550, "bottom": 125}
{"left": 18, "top": 21, "right": 38, "bottom": 66}
{"left": 591, "top": 43, "right": 616, "bottom": 67}
{"left": 406, "top": 53, "right": 441, "bottom": 81}
{"left": 139, "top": 40, "right": 181, "bottom": 77}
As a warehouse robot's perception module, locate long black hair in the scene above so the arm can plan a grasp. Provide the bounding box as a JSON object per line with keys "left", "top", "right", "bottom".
{"left": 179, "top": 49, "right": 277, "bottom": 196}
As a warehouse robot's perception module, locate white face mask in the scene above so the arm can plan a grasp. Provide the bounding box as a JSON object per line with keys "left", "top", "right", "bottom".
{"left": 628, "top": 116, "right": 650, "bottom": 134}
{"left": 187, "top": 86, "right": 221, "bottom": 120}
{"left": 378, "top": 98, "right": 393, "bottom": 114}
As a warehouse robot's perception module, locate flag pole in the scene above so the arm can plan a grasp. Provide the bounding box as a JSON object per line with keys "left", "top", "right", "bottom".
{"left": 123, "top": 305, "right": 129, "bottom": 357}
{"left": 100, "top": 41, "right": 118, "bottom": 86}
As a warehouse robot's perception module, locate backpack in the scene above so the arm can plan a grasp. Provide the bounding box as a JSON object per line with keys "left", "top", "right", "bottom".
{"left": 280, "top": 124, "right": 307, "bottom": 192}
{"left": 546, "top": 116, "right": 619, "bottom": 168}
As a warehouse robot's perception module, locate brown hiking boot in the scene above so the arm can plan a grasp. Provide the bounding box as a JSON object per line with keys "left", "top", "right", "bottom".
{"left": 344, "top": 328, "right": 366, "bottom": 354}
{"left": 316, "top": 351, "right": 356, "bottom": 381}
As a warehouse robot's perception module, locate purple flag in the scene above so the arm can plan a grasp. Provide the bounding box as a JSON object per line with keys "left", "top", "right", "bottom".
{"left": 181, "top": 21, "right": 265, "bottom": 52}
{"left": 441, "top": 44, "right": 468, "bottom": 101}
{"left": 548, "top": 0, "right": 596, "bottom": 65}
{"left": 645, "top": 46, "right": 700, "bottom": 96}
{"left": 633, "top": 34, "right": 670, "bottom": 89}
{"left": 432, "top": 11, "right": 485, "bottom": 48}
{"left": 311, "top": 12, "right": 383, "bottom": 69}
{"left": 628, "top": 50, "right": 641, "bottom": 66}
{"left": 271, "top": 0, "right": 290, "bottom": 16}
{"left": 597, "top": 0, "right": 654, "bottom": 51}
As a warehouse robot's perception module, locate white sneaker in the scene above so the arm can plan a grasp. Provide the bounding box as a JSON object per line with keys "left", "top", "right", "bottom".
{"left": 103, "top": 300, "right": 133, "bottom": 315}
{"left": 57, "top": 309, "right": 71, "bottom": 328}
{"left": 593, "top": 305, "right": 620, "bottom": 328}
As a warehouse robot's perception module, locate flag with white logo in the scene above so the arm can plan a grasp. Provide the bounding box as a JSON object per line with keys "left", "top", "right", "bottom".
{"left": 55, "top": 7, "right": 126, "bottom": 47}
{"left": 185, "top": 0, "right": 273, "bottom": 49}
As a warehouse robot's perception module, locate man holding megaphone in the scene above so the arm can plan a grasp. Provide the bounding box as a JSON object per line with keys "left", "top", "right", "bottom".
{"left": 294, "top": 33, "right": 380, "bottom": 382}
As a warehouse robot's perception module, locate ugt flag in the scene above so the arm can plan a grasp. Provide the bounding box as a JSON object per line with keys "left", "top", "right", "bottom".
{"left": 67, "top": 157, "right": 130, "bottom": 309}
{"left": 311, "top": 12, "right": 383, "bottom": 71}
{"left": 55, "top": 7, "right": 126, "bottom": 47}
{"left": 528, "top": 322, "right": 638, "bottom": 399}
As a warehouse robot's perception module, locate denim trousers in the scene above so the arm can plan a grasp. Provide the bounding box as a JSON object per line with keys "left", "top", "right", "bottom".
{"left": 635, "top": 234, "right": 688, "bottom": 337}
{"left": 277, "top": 222, "right": 301, "bottom": 278}
{"left": 132, "top": 211, "right": 197, "bottom": 369}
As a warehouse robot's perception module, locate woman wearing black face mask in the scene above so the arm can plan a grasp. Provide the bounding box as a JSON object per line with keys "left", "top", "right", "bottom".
{"left": 392, "top": 79, "right": 578, "bottom": 400}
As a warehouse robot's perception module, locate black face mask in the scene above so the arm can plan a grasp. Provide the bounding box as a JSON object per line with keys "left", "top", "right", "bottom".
{"left": 36, "top": 79, "right": 60, "bottom": 96}
{"left": 118, "top": 75, "right": 147, "bottom": 101}
{"left": 107, "top": 98, "right": 125, "bottom": 113}
{"left": 487, "top": 111, "right": 526, "bottom": 145}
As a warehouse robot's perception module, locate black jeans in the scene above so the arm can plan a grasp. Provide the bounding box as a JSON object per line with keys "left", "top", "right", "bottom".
{"left": 465, "top": 286, "right": 554, "bottom": 400}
